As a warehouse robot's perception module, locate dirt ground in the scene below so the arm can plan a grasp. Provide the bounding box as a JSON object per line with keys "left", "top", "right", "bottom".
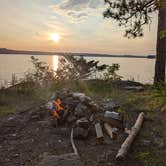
{"left": 0, "top": 84, "right": 166, "bottom": 166}
{"left": 0, "top": 102, "right": 155, "bottom": 166}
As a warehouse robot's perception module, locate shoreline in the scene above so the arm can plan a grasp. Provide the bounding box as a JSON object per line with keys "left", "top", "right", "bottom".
{"left": 0, "top": 48, "right": 155, "bottom": 59}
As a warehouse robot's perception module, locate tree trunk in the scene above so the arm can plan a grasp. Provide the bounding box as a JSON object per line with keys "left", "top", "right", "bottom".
{"left": 154, "top": 1, "right": 166, "bottom": 84}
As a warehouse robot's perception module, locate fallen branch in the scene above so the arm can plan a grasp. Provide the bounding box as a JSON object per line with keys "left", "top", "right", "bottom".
{"left": 116, "top": 112, "right": 145, "bottom": 161}
{"left": 71, "top": 128, "right": 78, "bottom": 155}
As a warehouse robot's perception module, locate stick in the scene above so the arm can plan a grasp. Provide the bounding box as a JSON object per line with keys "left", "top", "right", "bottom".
{"left": 104, "top": 123, "right": 114, "bottom": 139}
{"left": 116, "top": 112, "right": 144, "bottom": 161}
{"left": 70, "top": 128, "right": 78, "bottom": 155}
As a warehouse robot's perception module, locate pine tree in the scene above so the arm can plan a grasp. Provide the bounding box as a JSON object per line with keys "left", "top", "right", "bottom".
{"left": 104, "top": 0, "right": 166, "bottom": 83}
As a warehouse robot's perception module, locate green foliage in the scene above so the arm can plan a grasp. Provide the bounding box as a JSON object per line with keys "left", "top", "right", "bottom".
{"left": 137, "top": 151, "right": 166, "bottom": 166}
{"left": 62, "top": 55, "right": 107, "bottom": 80}
{"left": 0, "top": 106, "right": 16, "bottom": 116}
{"left": 137, "top": 151, "right": 150, "bottom": 160}
{"left": 103, "top": 63, "right": 122, "bottom": 80}
{"left": 30, "top": 56, "right": 55, "bottom": 81}
{"left": 160, "top": 30, "right": 166, "bottom": 39}
{"left": 24, "top": 56, "right": 120, "bottom": 83}
{"left": 103, "top": 0, "right": 157, "bottom": 38}
{"left": 11, "top": 73, "right": 18, "bottom": 86}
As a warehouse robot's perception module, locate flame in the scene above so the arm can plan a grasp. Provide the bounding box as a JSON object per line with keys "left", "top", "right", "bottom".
{"left": 52, "top": 110, "right": 59, "bottom": 119}
{"left": 52, "top": 99, "right": 64, "bottom": 119}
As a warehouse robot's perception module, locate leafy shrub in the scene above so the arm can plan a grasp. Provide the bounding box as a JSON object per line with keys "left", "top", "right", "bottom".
{"left": 103, "top": 63, "right": 122, "bottom": 80}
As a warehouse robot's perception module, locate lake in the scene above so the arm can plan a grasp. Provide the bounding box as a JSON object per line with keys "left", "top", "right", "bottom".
{"left": 0, "top": 54, "right": 155, "bottom": 87}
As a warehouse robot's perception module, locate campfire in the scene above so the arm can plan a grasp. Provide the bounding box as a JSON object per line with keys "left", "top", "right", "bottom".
{"left": 43, "top": 89, "right": 145, "bottom": 163}
{"left": 46, "top": 89, "right": 123, "bottom": 139}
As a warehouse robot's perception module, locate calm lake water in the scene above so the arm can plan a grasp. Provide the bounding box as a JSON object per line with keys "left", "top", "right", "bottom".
{"left": 0, "top": 54, "right": 155, "bottom": 86}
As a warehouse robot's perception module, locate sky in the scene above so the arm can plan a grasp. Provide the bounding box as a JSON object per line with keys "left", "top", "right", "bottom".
{"left": 0, "top": 0, "right": 158, "bottom": 55}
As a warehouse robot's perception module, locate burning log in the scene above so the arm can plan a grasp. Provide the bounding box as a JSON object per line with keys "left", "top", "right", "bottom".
{"left": 47, "top": 98, "right": 70, "bottom": 125}
{"left": 116, "top": 112, "right": 145, "bottom": 161}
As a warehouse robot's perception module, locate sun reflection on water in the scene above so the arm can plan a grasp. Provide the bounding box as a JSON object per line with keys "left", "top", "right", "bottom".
{"left": 53, "top": 55, "right": 59, "bottom": 71}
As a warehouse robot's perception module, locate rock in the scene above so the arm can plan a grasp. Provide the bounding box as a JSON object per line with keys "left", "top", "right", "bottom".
{"left": 124, "top": 86, "right": 144, "bottom": 91}
{"left": 104, "top": 111, "right": 120, "bottom": 120}
{"left": 76, "top": 117, "right": 89, "bottom": 129}
{"left": 102, "top": 116, "right": 123, "bottom": 129}
{"left": 141, "top": 140, "right": 151, "bottom": 146}
{"left": 88, "top": 101, "right": 100, "bottom": 112}
{"left": 67, "top": 115, "right": 77, "bottom": 124}
{"left": 11, "top": 133, "right": 17, "bottom": 137}
{"left": 72, "top": 93, "right": 91, "bottom": 102}
{"left": 103, "top": 111, "right": 123, "bottom": 129}
{"left": 31, "top": 115, "right": 40, "bottom": 120}
{"left": 73, "top": 127, "right": 89, "bottom": 139}
{"left": 38, "top": 154, "right": 83, "bottom": 166}
{"left": 89, "top": 114, "right": 94, "bottom": 122}
{"left": 74, "top": 103, "right": 88, "bottom": 118}
{"left": 7, "top": 116, "right": 15, "bottom": 121}
{"left": 50, "top": 91, "right": 60, "bottom": 100}
{"left": 13, "top": 154, "right": 19, "bottom": 158}
{"left": 38, "top": 121, "right": 49, "bottom": 126}
{"left": 103, "top": 101, "right": 120, "bottom": 111}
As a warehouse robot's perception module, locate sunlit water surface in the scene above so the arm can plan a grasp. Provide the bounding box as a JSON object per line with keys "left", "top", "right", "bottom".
{"left": 0, "top": 54, "right": 155, "bottom": 86}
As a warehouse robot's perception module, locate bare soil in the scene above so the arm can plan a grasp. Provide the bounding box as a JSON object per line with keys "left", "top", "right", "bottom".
{"left": 0, "top": 88, "right": 165, "bottom": 166}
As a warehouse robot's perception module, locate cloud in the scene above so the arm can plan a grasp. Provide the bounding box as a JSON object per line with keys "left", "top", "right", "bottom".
{"left": 53, "top": 0, "right": 103, "bottom": 22}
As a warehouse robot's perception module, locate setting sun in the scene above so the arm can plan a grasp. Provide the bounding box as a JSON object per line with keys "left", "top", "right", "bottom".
{"left": 50, "top": 33, "right": 60, "bottom": 42}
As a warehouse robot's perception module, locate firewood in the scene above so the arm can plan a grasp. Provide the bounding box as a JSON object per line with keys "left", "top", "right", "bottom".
{"left": 104, "top": 123, "right": 117, "bottom": 139}
{"left": 116, "top": 112, "right": 145, "bottom": 161}
{"left": 95, "top": 123, "right": 104, "bottom": 140}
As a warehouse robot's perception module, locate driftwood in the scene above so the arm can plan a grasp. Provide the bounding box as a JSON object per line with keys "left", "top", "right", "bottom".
{"left": 116, "top": 112, "right": 145, "bottom": 161}
{"left": 104, "top": 123, "right": 115, "bottom": 139}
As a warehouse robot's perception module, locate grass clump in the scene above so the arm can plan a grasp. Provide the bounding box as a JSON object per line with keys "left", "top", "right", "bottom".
{"left": 0, "top": 106, "right": 16, "bottom": 116}
{"left": 137, "top": 151, "right": 166, "bottom": 166}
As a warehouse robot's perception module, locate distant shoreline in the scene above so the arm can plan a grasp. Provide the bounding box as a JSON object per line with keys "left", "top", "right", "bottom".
{"left": 0, "top": 48, "right": 156, "bottom": 59}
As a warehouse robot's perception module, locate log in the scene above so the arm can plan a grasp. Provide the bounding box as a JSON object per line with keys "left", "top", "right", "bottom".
{"left": 95, "top": 123, "right": 104, "bottom": 140}
{"left": 116, "top": 112, "right": 145, "bottom": 161}
{"left": 104, "top": 123, "right": 117, "bottom": 139}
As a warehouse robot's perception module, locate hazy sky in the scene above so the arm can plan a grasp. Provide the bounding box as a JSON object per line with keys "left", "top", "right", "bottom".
{"left": 0, "top": 0, "right": 158, "bottom": 55}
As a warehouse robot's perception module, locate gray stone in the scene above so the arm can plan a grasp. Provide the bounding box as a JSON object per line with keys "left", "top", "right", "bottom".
{"left": 103, "top": 101, "right": 120, "bottom": 111}
{"left": 104, "top": 111, "right": 120, "bottom": 120}
{"left": 74, "top": 103, "right": 88, "bottom": 117}
{"left": 124, "top": 86, "right": 144, "bottom": 91}
{"left": 76, "top": 117, "right": 89, "bottom": 129}
{"left": 67, "top": 115, "right": 77, "bottom": 124}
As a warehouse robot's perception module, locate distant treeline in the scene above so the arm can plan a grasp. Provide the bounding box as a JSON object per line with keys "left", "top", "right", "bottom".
{"left": 0, "top": 48, "right": 155, "bottom": 59}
